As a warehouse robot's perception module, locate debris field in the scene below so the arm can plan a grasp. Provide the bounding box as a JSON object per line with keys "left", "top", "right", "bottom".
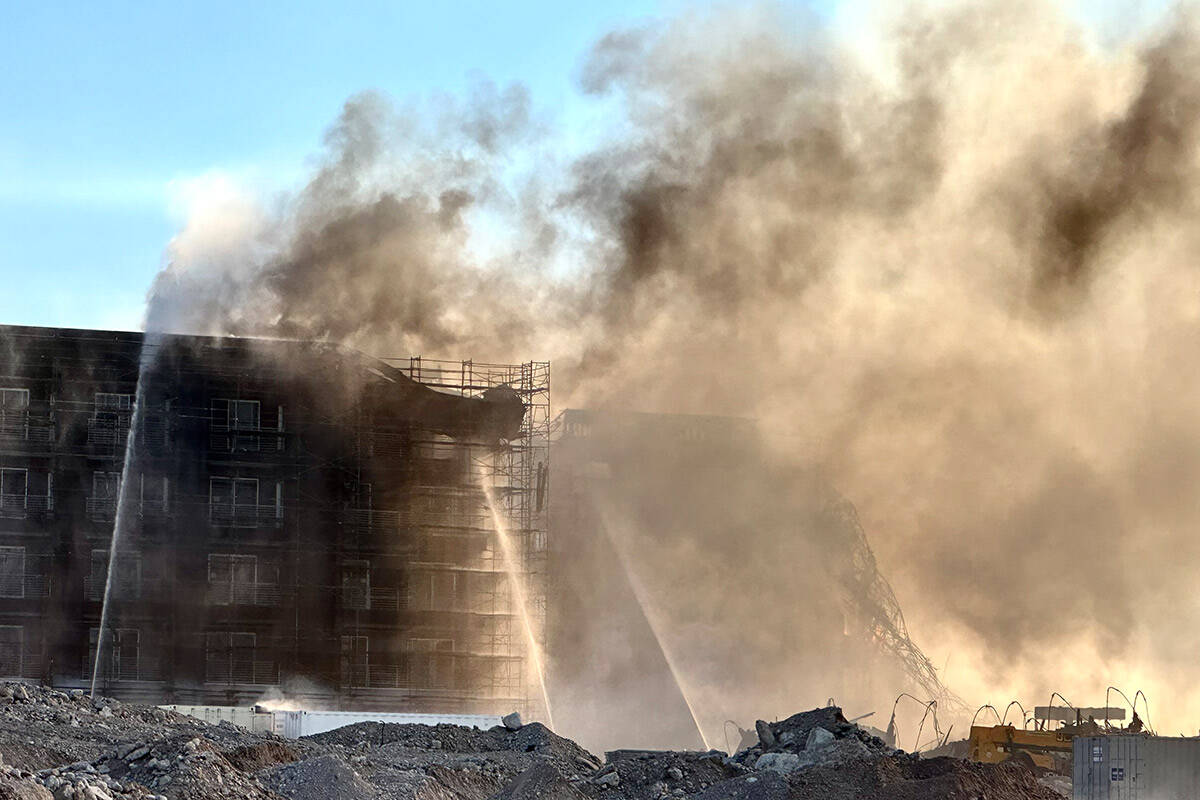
{"left": 0, "top": 683, "right": 1064, "bottom": 799}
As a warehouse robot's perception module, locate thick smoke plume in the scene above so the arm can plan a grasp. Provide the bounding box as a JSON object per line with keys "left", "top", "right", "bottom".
{"left": 152, "top": 0, "right": 1200, "bottom": 739}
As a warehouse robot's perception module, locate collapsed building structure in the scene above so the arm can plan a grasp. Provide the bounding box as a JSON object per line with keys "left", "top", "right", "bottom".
{"left": 547, "top": 409, "right": 957, "bottom": 753}
{"left": 0, "top": 324, "right": 551, "bottom": 716}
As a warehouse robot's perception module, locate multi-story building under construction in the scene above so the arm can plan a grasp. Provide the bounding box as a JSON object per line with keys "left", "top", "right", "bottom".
{"left": 0, "top": 324, "right": 550, "bottom": 717}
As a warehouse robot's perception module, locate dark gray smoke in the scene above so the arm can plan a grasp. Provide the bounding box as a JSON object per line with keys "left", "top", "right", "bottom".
{"left": 150, "top": 0, "right": 1200, "bottom": 736}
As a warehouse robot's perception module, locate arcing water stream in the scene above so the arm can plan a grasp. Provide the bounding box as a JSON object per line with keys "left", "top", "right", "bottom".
{"left": 481, "top": 482, "right": 555, "bottom": 730}
{"left": 89, "top": 369, "right": 146, "bottom": 697}
{"left": 591, "top": 500, "right": 712, "bottom": 750}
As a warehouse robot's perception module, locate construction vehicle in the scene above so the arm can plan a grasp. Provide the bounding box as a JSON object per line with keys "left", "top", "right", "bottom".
{"left": 969, "top": 706, "right": 1130, "bottom": 775}
{"left": 969, "top": 725, "right": 1077, "bottom": 773}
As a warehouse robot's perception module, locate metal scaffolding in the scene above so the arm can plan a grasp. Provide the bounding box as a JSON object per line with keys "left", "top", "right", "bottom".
{"left": 385, "top": 358, "right": 552, "bottom": 719}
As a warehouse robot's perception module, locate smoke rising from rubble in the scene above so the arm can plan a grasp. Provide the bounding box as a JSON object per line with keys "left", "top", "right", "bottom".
{"left": 150, "top": 0, "right": 1200, "bottom": 738}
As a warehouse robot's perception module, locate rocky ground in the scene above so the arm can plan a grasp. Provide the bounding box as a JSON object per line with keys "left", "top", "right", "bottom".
{"left": 0, "top": 683, "right": 1066, "bottom": 799}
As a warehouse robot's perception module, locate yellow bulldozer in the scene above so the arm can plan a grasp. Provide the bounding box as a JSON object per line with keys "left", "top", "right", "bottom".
{"left": 969, "top": 705, "right": 1138, "bottom": 774}
{"left": 969, "top": 724, "right": 1078, "bottom": 773}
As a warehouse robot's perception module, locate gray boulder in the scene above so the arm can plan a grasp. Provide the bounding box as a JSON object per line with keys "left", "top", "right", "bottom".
{"left": 594, "top": 771, "right": 619, "bottom": 787}
{"left": 804, "top": 727, "right": 834, "bottom": 751}
{"left": 753, "top": 752, "right": 800, "bottom": 774}
{"left": 754, "top": 720, "right": 775, "bottom": 748}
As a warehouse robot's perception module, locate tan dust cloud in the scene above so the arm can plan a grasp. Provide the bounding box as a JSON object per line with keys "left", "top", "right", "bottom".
{"left": 149, "top": 0, "right": 1200, "bottom": 739}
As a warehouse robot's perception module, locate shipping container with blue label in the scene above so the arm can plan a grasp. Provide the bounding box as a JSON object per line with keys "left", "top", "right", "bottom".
{"left": 1074, "top": 735, "right": 1200, "bottom": 799}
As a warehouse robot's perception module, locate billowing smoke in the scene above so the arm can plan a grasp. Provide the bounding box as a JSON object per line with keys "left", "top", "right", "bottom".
{"left": 151, "top": 0, "right": 1200, "bottom": 738}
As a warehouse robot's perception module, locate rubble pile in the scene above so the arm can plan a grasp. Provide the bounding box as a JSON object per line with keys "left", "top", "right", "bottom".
{"left": 0, "top": 684, "right": 1065, "bottom": 799}
{"left": 730, "top": 706, "right": 893, "bottom": 773}
{"left": 717, "top": 707, "right": 1062, "bottom": 800}
{"left": 302, "top": 716, "right": 604, "bottom": 798}
{"left": 586, "top": 749, "right": 740, "bottom": 799}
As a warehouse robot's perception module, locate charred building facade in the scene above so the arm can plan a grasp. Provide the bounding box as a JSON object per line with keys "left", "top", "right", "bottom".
{"left": 0, "top": 324, "right": 550, "bottom": 715}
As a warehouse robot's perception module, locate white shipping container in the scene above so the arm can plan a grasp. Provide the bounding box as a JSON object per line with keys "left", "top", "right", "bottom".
{"left": 161, "top": 705, "right": 274, "bottom": 733}
{"left": 1074, "top": 735, "right": 1200, "bottom": 799}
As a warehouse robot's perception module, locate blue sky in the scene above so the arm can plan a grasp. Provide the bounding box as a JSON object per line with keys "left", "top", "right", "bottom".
{"left": 0, "top": 0, "right": 705, "bottom": 331}
{"left": 0, "top": 0, "right": 1169, "bottom": 332}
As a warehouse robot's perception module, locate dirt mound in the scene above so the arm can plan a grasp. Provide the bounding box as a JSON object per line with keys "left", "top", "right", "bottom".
{"left": 488, "top": 763, "right": 586, "bottom": 800}
{"left": 264, "top": 754, "right": 375, "bottom": 800}
{"left": 226, "top": 741, "right": 301, "bottom": 771}
{"left": 422, "top": 765, "right": 505, "bottom": 800}
{"left": 691, "top": 772, "right": 792, "bottom": 800}
{"left": 309, "top": 721, "right": 591, "bottom": 763}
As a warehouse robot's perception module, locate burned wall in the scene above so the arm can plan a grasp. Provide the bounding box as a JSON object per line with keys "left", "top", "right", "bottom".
{"left": 0, "top": 324, "right": 532, "bottom": 713}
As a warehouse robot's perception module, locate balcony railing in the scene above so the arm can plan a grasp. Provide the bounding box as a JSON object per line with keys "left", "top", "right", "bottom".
{"left": 207, "top": 659, "right": 278, "bottom": 686}
{"left": 366, "top": 664, "right": 404, "bottom": 689}
{"left": 83, "top": 575, "right": 154, "bottom": 603}
{"left": 140, "top": 416, "right": 167, "bottom": 450}
{"left": 0, "top": 413, "right": 53, "bottom": 444}
{"left": 88, "top": 415, "right": 168, "bottom": 450}
{"left": 20, "top": 573, "right": 48, "bottom": 599}
{"left": 89, "top": 656, "right": 165, "bottom": 683}
{"left": 0, "top": 652, "right": 42, "bottom": 680}
{"left": 341, "top": 586, "right": 402, "bottom": 612}
{"left": 0, "top": 495, "right": 53, "bottom": 519}
{"left": 0, "top": 573, "right": 51, "bottom": 600}
{"left": 247, "top": 660, "right": 278, "bottom": 685}
{"left": 209, "top": 582, "right": 282, "bottom": 607}
{"left": 86, "top": 497, "right": 168, "bottom": 521}
{"left": 86, "top": 417, "right": 131, "bottom": 448}
{"left": 209, "top": 504, "right": 282, "bottom": 527}
{"left": 86, "top": 497, "right": 117, "bottom": 520}
{"left": 210, "top": 432, "right": 260, "bottom": 452}
{"left": 356, "top": 659, "right": 457, "bottom": 691}
{"left": 370, "top": 587, "right": 400, "bottom": 612}
{"left": 404, "top": 591, "right": 511, "bottom": 616}
{"left": 0, "top": 413, "right": 26, "bottom": 440}
{"left": 351, "top": 586, "right": 512, "bottom": 616}
{"left": 209, "top": 426, "right": 283, "bottom": 454}
{"left": 340, "top": 507, "right": 493, "bottom": 531}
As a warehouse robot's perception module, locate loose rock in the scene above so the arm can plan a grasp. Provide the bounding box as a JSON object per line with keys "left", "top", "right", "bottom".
{"left": 754, "top": 721, "right": 775, "bottom": 749}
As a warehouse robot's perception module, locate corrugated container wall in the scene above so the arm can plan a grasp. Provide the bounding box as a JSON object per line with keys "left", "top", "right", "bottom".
{"left": 1074, "top": 735, "right": 1200, "bottom": 799}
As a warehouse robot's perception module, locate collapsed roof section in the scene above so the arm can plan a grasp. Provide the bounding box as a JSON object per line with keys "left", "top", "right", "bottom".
{"left": 343, "top": 347, "right": 526, "bottom": 443}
